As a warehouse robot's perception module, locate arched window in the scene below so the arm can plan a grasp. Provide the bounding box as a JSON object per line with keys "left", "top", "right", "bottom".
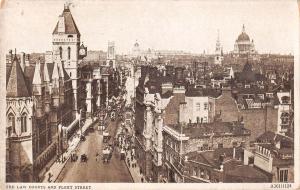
{"left": 21, "top": 113, "right": 27, "bottom": 133}
{"left": 8, "top": 113, "right": 15, "bottom": 135}
{"left": 59, "top": 46, "right": 62, "bottom": 59}
{"left": 68, "top": 47, "right": 71, "bottom": 60}
{"left": 281, "top": 96, "right": 290, "bottom": 104}
{"left": 280, "top": 112, "right": 289, "bottom": 126}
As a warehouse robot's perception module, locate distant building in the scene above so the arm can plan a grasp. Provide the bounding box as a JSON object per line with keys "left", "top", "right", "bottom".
{"left": 106, "top": 41, "right": 116, "bottom": 69}
{"left": 232, "top": 25, "right": 257, "bottom": 59}
{"left": 214, "top": 30, "right": 223, "bottom": 65}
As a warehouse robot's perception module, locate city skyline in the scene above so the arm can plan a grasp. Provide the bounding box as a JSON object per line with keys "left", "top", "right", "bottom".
{"left": 0, "top": 0, "right": 298, "bottom": 55}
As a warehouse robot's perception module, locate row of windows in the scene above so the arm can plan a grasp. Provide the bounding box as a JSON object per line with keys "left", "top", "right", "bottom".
{"left": 196, "top": 116, "right": 208, "bottom": 123}
{"left": 7, "top": 113, "right": 28, "bottom": 136}
{"left": 197, "top": 141, "right": 240, "bottom": 151}
{"left": 195, "top": 102, "right": 212, "bottom": 111}
{"left": 53, "top": 38, "right": 75, "bottom": 42}
{"left": 166, "top": 138, "right": 179, "bottom": 152}
{"left": 59, "top": 46, "right": 71, "bottom": 60}
{"left": 279, "top": 169, "right": 289, "bottom": 182}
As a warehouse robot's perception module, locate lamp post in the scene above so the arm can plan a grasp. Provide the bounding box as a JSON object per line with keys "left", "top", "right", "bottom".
{"left": 79, "top": 109, "right": 82, "bottom": 136}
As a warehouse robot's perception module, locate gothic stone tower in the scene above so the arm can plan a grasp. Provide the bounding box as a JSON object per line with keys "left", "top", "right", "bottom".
{"left": 52, "top": 4, "right": 81, "bottom": 117}
{"left": 106, "top": 41, "right": 116, "bottom": 69}
{"left": 6, "top": 54, "right": 34, "bottom": 182}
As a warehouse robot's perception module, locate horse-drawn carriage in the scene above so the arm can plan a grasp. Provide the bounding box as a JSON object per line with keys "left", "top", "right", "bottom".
{"left": 103, "top": 131, "right": 110, "bottom": 143}
{"left": 102, "top": 147, "right": 112, "bottom": 163}
{"left": 80, "top": 154, "right": 88, "bottom": 162}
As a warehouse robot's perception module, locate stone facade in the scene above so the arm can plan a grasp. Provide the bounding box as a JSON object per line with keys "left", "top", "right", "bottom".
{"left": 5, "top": 5, "right": 85, "bottom": 182}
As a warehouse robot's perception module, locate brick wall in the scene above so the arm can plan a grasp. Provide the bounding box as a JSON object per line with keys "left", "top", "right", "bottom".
{"left": 184, "top": 135, "right": 250, "bottom": 153}
{"left": 10, "top": 138, "right": 33, "bottom": 182}
{"left": 215, "top": 90, "right": 239, "bottom": 122}
{"left": 239, "top": 107, "right": 278, "bottom": 141}
{"left": 215, "top": 90, "right": 278, "bottom": 141}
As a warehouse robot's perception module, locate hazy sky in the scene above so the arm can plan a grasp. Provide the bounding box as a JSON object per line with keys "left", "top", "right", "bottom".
{"left": 0, "top": 0, "right": 298, "bottom": 55}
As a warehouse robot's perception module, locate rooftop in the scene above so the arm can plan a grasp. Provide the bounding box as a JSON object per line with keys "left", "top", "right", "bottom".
{"left": 6, "top": 56, "right": 30, "bottom": 97}
{"left": 185, "top": 87, "right": 222, "bottom": 98}
{"left": 52, "top": 6, "right": 80, "bottom": 35}
{"left": 168, "top": 121, "right": 250, "bottom": 139}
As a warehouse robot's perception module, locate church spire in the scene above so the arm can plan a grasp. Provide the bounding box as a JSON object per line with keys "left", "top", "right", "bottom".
{"left": 32, "top": 59, "right": 42, "bottom": 85}
{"left": 6, "top": 49, "right": 30, "bottom": 97}
{"left": 242, "top": 24, "right": 245, "bottom": 33}
{"left": 44, "top": 62, "right": 50, "bottom": 83}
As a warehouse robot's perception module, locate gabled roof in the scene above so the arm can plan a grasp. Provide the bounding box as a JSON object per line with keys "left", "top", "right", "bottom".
{"left": 52, "top": 7, "right": 80, "bottom": 35}
{"left": 6, "top": 56, "right": 30, "bottom": 97}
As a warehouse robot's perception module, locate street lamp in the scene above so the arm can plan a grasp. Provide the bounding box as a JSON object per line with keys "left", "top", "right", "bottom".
{"left": 79, "top": 109, "right": 83, "bottom": 136}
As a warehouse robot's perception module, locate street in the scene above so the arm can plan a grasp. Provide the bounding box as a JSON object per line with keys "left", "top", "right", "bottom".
{"left": 56, "top": 119, "right": 133, "bottom": 182}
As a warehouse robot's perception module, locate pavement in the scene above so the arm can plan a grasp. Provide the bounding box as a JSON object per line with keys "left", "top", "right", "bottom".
{"left": 55, "top": 117, "right": 133, "bottom": 182}
{"left": 115, "top": 121, "right": 147, "bottom": 183}
{"left": 124, "top": 149, "right": 147, "bottom": 183}
{"left": 42, "top": 118, "right": 97, "bottom": 183}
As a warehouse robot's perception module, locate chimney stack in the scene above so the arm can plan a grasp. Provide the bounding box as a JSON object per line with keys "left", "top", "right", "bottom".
{"left": 25, "top": 54, "right": 30, "bottom": 66}
{"left": 9, "top": 49, "right": 13, "bottom": 63}
{"left": 179, "top": 102, "right": 187, "bottom": 123}
{"left": 175, "top": 67, "right": 184, "bottom": 82}
{"left": 233, "top": 147, "right": 236, "bottom": 159}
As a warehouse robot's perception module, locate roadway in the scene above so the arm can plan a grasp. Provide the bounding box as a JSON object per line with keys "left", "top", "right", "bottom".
{"left": 56, "top": 119, "right": 133, "bottom": 182}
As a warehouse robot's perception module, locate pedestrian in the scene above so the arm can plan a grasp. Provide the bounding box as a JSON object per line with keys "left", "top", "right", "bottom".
{"left": 96, "top": 152, "right": 99, "bottom": 161}
{"left": 48, "top": 172, "right": 52, "bottom": 182}
{"left": 141, "top": 176, "right": 144, "bottom": 183}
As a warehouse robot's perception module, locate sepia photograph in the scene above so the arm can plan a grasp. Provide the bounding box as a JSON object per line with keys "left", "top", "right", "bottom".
{"left": 0, "top": 0, "right": 299, "bottom": 189}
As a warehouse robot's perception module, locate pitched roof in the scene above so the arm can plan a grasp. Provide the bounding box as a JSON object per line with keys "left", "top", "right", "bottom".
{"left": 6, "top": 56, "right": 30, "bottom": 97}
{"left": 224, "top": 165, "right": 271, "bottom": 182}
{"left": 185, "top": 87, "right": 221, "bottom": 98}
{"left": 52, "top": 7, "right": 80, "bottom": 35}
{"left": 32, "top": 60, "right": 42, "bottom": 85}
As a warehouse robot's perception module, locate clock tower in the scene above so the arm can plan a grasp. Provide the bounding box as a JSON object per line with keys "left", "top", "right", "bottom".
{"left": 52, "top": 4, "right": 81, "bottom": 117}
{"left": 106, "top": 41, "right": 116, "bottom": 69}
